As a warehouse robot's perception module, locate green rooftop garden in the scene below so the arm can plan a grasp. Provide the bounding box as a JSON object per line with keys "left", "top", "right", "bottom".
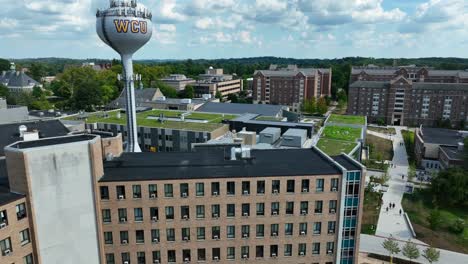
{"left": 64, "top": 110, "right": 236, "bottom": 132}
{"left": 316, "top": 123, "right": 363, "bottom": 156}
{"left": 316, "top": 138, "right": 358, "bottom": 156}
{"left": 321, "top": 125, "right": 362, "bottom": 142}
{"left": 328, "top": 114, "right": 365, "bottom": 125}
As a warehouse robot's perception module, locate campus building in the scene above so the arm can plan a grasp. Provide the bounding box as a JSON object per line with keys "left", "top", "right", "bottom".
{"left": 253, "top": 65, "right": 332, "bottom": 112}
{"left": 0, "top": 133, "right": 365, "bottom": 264}
{"left": 0, "top": 63, "right": 42, "bottom": 94}
{"left": 192, "top": 68, "right": 243, "bottom": 99}
{"left": 347, "top": 65, "right": 468, "bottom": 126}
{"left": 160, "top": 75, "right": 196, "bottom": 92}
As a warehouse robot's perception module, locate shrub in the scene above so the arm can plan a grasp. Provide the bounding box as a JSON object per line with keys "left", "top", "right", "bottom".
{"left": 427, "top": 210, "right": 442, "bottom": 230}
{"left": 449, "top": 218, "right": 465, "bottom": 234}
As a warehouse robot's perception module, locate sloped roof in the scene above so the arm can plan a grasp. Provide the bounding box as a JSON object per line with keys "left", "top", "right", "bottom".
{"left": 108, "top": 88, "right": 163, "bottom": 108}
{"left": 196, "top": 102, "right": 284, "bottom": 116}
{"left": 0, "top": 70, "right": 40, "bottom": 88}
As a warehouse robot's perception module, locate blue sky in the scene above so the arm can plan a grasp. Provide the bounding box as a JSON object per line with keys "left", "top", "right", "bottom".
{"left": 0, "top": 0, "right": 467, "bottom": 60}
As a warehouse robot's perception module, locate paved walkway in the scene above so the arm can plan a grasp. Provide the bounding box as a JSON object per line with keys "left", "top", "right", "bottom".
{"left": 375, "top": 126, "right": 414, "bottom": 240}
{"left": 360, "top": 234, "right": 468, "bottom": 264}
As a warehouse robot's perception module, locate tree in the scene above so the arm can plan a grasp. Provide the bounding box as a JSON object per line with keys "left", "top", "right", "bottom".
{"left": 402, "top": 240, "right": 420, "bottom": 263}
{"left": 0, "top": 59, "right": 10, "bottom": 72}
{"left": 422, "top": 246, "right": 440, "bottom": 264}
{"left": 29, "top": 63, "right": 46, "bottom": 82}
{"left": 227, "top": 93, "right": 238, "bottom": 103}
{"left": 464, "top": 137, "right": 468, "bottom": 170}
{"left": 32, "top": 86, "right": 44, "bottom": 99}
{"left": 215, "top": 91, "right": 223, "bottom": 101}
{"left": 304, "top": 97, "right": 317, "bottom": 114}
{"left": 428, "top": 210, "right": 442, "bottom": 230}
{"left": 408, "top": 165, "right": 416, "bottom": 182}
{"left": 178, "top": 85, "right": 194, "bottom": 99}
{"left": 154, "top": 80, "right": 177, "bottom": 98}
{"left": 430, "top": 168, "right": 468, "bottom": 206}
{"left": 382, "top": 236, "right": 400, "bottom": 264}
{"left": 0, "top": 84, "right": 9, "bottom": 98}
{"left": 317, "top": 97, "right": 328, "bottom": 115}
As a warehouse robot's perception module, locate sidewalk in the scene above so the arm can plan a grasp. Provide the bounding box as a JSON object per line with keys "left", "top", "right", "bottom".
{"left": 375, "top": 126, "right": 415, "bottom": 240}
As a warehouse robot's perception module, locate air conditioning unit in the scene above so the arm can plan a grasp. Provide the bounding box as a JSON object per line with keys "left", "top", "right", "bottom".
{"left": 243, "top": 212, "right": 248, "bottom": 217}
{"left": 182, "top": 192, "right": 188, "bottom": 198}
{"left": 214, "top": 235, "right": 219, "bottom": 240}
{"left": 243, "top": 233, "right": 248, "bottom": 238}
{"left": 272, "top": 211, "right": 278, "bottom": 215}
{"left": 214, "top": 256, "right": 219, "bottom": 261}
{"left": 120, "top": 217, "right": 127, "bottom": 223}
{"left": 300, "top": 252, "right": 305, "bottom": 256}
{"left": 272, "top": 232, "right": 277, "bottom": 237}
{"left": 152, "top": 216, "right": 158, "bottom": 222}
{"left": 327, "top": 250, "right": 333, "bottom": 254}
{"left": 328, "top": 230, "right": 335, "bottom": 234}
{"left": 0, "top": 223, "right": 6, "bottom": 229}
{"left": 302, "top": 188, "right": 308, "bottom": 193}
{"left": 273, "top": 189, "right": 279, "bottom": 194}
{"left": 332, "top": 187, "right": 337, "bottom": 191}
{"left": 150, "top": 193, "right": 156, "bottom": 198}
{"left": 213, "top": 213, "right": 219, "bottom": 218}
{"left": 124, "top": 261, "right": 129, "bottom": 264}
{"left": 184, "top": 257, "right": 190, "bottom": 262}
{"left": 183, "top": 215, "right": 188, "bottom": 220}
{"left": 330, "top": 209, "right": 336, "bottom": 213}
{"left": 213, "top": 191, "right": 218, "bottom": 196}
{"left": 242, "top": 254, "right": 248, "bottom": 259}
{"left": 154, "top": 260, "right": 160, "bottom": 264}
{"left": 153, "top": 238, "right": 159, "bottom": 243}
{"left": 301, "top": 210, "right": 307, "bottom": 215}
{"left": 122, "top": 239, "right": 128, "bottom": 244}
{"left": 243, "top": 190, "right": 249, "bottom": 195}
{"left": 271, "top": 253, "right": 277, "bottom": 257}
{"left": 3, "top": 249, "right": 11, "bottom": 256}
{"left": 118, "top": 195, "right": 125, "bottom": 200}
{"left": 184, "top": 236, "right": 189, "bottom": 241}
{"left": 300, "top": 231, "right": 306, "bottom": 235}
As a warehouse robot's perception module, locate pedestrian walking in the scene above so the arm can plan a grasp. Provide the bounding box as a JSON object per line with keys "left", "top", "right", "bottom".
{"left": 386, "top": 207, "right": 389, "bottom": 213}
{"left": 402, "top": 175, "right": 405, "bottom": 180}
{"left": 399, "top": 209, "right": 402, "bottom": 215}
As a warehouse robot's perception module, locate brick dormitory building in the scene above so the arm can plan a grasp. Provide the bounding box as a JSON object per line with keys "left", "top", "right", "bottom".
{"left": 0, "top": 133, "right": 364, "bottom": 264}
{"left": 347, "top": 65, "right": 468, "bottom": 127}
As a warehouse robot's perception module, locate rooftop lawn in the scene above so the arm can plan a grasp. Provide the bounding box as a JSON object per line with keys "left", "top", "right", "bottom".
{"left": 328, "top": 114, "right": 365, "bottom": 125}
{"left": 64, "top": 110, "right": 235, "bottom": 132}
{"left": 321, "top": 125, "right": 362, "bottom": 142}
{"left": 316, "top": 138, "right": 358, "bottom": 156}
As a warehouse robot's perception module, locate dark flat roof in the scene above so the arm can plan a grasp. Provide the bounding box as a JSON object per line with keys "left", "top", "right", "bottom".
{"left": 440, "top": 146, "right": 464, "bottom": 160}
{"left": 0, "top": 120, "right": 70, "bottom": 156}
{"left": 196, "top": 102, "right": 284, "bottom": 116}
{"left": 101, "top": 147, "right": 344, "bottom": 182}
{"left": 332, "top": 154, "right": 362, "bottom": 171}
{"left": 421, "top": 127, "right": 464, "bottom": 146}
{"left": 8, "top": 135, "right": 96, "bottom": 150}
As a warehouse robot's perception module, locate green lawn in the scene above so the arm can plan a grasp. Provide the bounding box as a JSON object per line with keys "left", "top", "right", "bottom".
{"left": 64, "top": 110, "right": 232, "bottom": 132}
{"left": 328, "top": 114, "right": 365, "bottom": 125}
{"left": 366, "top": 133, "right": 394, "bottom": 161}
{"left": 367, "top": 126, "right": 396, "bottom": 135}
{"left": 321, "top": 126, "right": 362, "bottom": 142}
{"left": 402, "top": 189, "right": 468, "bottom": 253}
{"left": 362, "top": 189, "right": 383, "bottom": 235}
{"left": 316, "top": 138, "right": 358, "bottom": 156}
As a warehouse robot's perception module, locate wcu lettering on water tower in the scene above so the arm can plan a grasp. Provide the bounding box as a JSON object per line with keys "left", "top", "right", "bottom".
{"left": 113, "top": 19, "right": 148, "bottom": 34}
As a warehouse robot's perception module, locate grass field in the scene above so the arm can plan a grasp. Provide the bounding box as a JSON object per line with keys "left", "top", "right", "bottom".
{"left": 316, "top": 138, "right": 358, "bottom": 156}
{"left": 367, "top": 126, "right": 396, "bottom": 135}
{"left": 402, "top": 190, "right": 468, "bottom": 253}
{"left": 362, "top": 189, "right": 383, "bottom": 235}
{"left": 321, "top": 125, "right": 362, "bottom": 141}
{"left": 367, "top": 133, "right": 394, "bottom": 161}
{"left": 64, "top": 110, "right": 235, "bottom": 132}
{"left": 328, "top": 114, "right": 365, "bottom": 125}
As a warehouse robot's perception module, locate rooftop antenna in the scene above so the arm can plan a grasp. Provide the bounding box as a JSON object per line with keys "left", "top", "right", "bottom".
{"left": 96, "top": 0, "right": 152, "bottom": 152}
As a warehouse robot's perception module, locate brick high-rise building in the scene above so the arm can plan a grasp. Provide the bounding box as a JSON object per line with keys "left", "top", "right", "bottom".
{"left": 1, "top": 133, "right": 365, "bottom": 264}
{"left": 253, "top": 65, "right": 332, "bottom": 112}
{"left": 347, "top": 65, "right": 468, "bottom": 126}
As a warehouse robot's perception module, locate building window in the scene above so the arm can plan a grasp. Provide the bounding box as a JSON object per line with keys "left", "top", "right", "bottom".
{"left": 19, "top": 228, "right": 30, "bottom": 245}
{"left": 300, "top": 201, "right": 308, "bottom": 214}
{"left": 299, "top": 222, "right": 307, "bottom": 235}
{"left": 328, "top": 221, "right": 336, "bottom": 234}
{"left": 286, "top": 180, "right": 295, "bottom": 193}
{"left": 254, "top": 245, "right": 263, "bottom": 258}
{"left": 242, "top": 203, "right": 250, "bottom": 216}
{"left": 330, "top": 178, "right": 339, "bottom": 191}
{"left": 152, "top": 251, "right": 161, "bottom": 263}
{"left": 196, "top": 205, "right": 205, "bottom": 218}
{"left": 168, "top": 250, "right": 176, "bottom": 263}
{"left": 242, "top": 181, "right": 250, "bottom": 195}
{"left": 116, "top": 186, "right": 125, "bottom": 199}
{"left": 182, "top": 249, "right": 191, "bottom": 262}
{"left": 270, "top": 245, "right": 278, "bottom": 257}
{"left": 148, "top": 184, "right": 157, "bottom": 198}
{"left": 256, "top": 224, "right": 264, "bottom": 237}
{"left": 298, "top": 243, "right": 306, "bottom": 256}
{"left": 133, "top": 184, "right": 142, "bottom": 198}
{"left": 181, "top": 206, "right": 190, "bottom": 219}
{"left": 180, "top": 183, "right": 189, "bottom": 197}
{"left": 256, "top": 203, "right": 265, "bottom": 216}
{"left": 326, "top": 242, "right": 335, "bottom": 254}
{"left": 136, "top": 230, "right": 145, "bottom": 243}
{"left": 211, "top": 182, "right": 220, "bottom": 195}
{"left": 137, "top": 252, "right": 146, "bottom": 264}
{"left": 105, "top": 253, "right": 114, "bottom": 264}
{"left": 151, "top": 229, "right": 160, "bottom": 243}
{"left": 134, "top": 208, "right": 143, "bottom": 222}
{"left": 118, "top": 208, "right": 127, "bottom": 223}
{"left": 165, "top": 206, "right": 174, "bottom": 220}
{"left": 212, "top": 226, "right": 221, "bottom": 239}
{"left": 271, "top": 202, "right": 279, "bottom": 215}
{"left": 197, "top": 249, "right": 206, "bottom": 261}
{"left": 0, "top": 237, "right": 11, "bottom": 255}
{"left": 329, "top": 200, "right": 337, "bottom": 214}
{"left": 272, "top": 180, "right": 280, "bottom": 193}
{"left": 312, "top": 242, "right": 321, "bottom": 255}
{"left": 257, "top": 180, "right": 265, "bottom": 194}
{"left": 285, "top": 223, "right": 293, "bottom": 236}
{"left": 197, "top": 227, "right": 205, "bottom": 240}
{"left": 102, "top": 209, "right": 111, "bottom": 223}
{"left": 164, "top": 184, "right": 173, "bottom": 197}
{"left": 313, "top": 222, "right": 322, "bottom": 235}
{"left": 242, "top": 225, "right": 250, "bottom": 238}
{"left": 120, "top": 231, "right": 128, "bottom": 244}
{"left": 227, "top": 204, "right": 235, "bottom": 217}
{"left": 316, "top": 179, "right": 324, "bottom": 192}
{"left": 212, "top": 248, "right": 221, "bottom": 260}
{"left": 271, "top": 224, "right": 279, "bottom": 236}
{"left": 121, "top": 253, "right": 130, "bottom": 264}
{"left": 196, "top": 183, "right": 204, "bottom": 196}
{"left": 241, "top": 246, "right": 249, "bottom": 259}
{"left": 284, "top": 244, "right": 292, "bottom": 256}
{"left": 315, "top": 200, "right": 323, "bottom": 214}
{"left": 182, "top": 228, "right": 190, "bottom": 241}
{"left": 100, "top": 186, "right": 109, "bottom": 200}
{"left": 104, "top": 231, "right": 113, "bottom": 244}
{"left": 211, "top": 204, "right": 220, "bottom": 218}
{"left": 16, "top": 203, "right": 27, "bottom": 220}
{"left": 227, "top": 181, "right": 235, "bottom": 195}
{"left": 166, "top": 228, "right": 175, "bottom": 241}
{"left": 301, "top": 179, "right": 309, "bottom": 192}
{"left": 227, "top": 225, "right": 235, "bottom": 239}
{"left": 285, "top": 202, "right": 294, "bottom": 215}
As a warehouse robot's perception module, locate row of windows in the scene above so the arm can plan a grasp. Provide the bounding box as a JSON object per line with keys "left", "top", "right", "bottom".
{"left": 0, "top": 230, "right": 31, "bottom": 255}
{"left": 100, "top": 178, "right": 340, "bottom": 200}
{"left": 102, "top": 200, "right": 341, "bottom": 223}
{"left": 106, "top": 243, "right": 336, "bottom": 264}
{"left": 103, "top": 221, "right": 338, "bottom": 245}
{"left": 0, "top": 202, "right": 27, "bottom": 227}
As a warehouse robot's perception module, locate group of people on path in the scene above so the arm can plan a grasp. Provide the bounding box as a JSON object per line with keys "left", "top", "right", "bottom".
{"left": 385, "top": 202, "right": 403, "bottom": 216}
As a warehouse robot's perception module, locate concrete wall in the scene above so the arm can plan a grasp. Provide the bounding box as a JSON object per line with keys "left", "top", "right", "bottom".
{"left": 7, "top": 140, "right": 102, "bottom": 264}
